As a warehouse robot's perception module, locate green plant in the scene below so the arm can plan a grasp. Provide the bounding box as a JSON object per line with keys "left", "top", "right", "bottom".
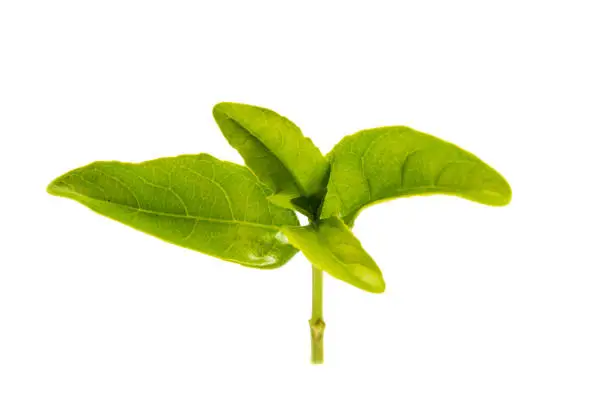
{"left": 47, "top": 102, "right": 512, "bottom": 364}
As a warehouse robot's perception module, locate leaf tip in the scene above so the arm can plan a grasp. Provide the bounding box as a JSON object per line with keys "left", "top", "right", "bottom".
{"left": 46, "top": 177, "right": 68, "bottom": 197}
{"left": 213, "top": 101, "right": 252, "bottom": 118}
{"left": 493, "top": 173, "right": 512, "bottom": 206}
{"left": 502, "top": 187, "right": 512, "bottom": 206}
{"left": 370, "top": 278, "right": 386, "bottom": 294}
{"left": 350, "top": 264, "right": 386, "bottom": 294}
{"left": 212, "top": 101, "right": 231, "bottom": 113}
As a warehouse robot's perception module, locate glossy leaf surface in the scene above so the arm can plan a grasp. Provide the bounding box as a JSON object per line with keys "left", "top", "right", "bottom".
{"left": 213, "top": 102, "right": 329, "bottom": 202}
{"left": 321, "top": 126, "right": 512, "bottom": 225}
{"left": 281, "top": 217, "right": 385, "bottom": 293}
{"left": 47, "top": 154, "right": 299, "bottom": 268}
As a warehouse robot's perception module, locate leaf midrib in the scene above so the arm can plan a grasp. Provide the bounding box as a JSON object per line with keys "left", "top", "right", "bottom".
{"left": 56, "top": 188, "right": 283, "bottom": 231}
{"left": 344, "top": 185, "right": 508, "bottom": 221}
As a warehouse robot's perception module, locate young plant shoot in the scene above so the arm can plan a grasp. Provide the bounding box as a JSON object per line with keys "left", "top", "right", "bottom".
{"left": 47, "top": 102, "right": 512, "bottom": 364}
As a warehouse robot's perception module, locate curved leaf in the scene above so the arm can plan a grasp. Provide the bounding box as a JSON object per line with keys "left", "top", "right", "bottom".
{"left": 281, "top": 217, "right": 385, "bottom": 293}
{"left": 47, "top": 154, "right": 299, "bottom": 268}
{"left": 321, "top": 126, "right": 512, "bottom": 225}
{"left": 213, "top": 102, "right": 329, "bottom": 209}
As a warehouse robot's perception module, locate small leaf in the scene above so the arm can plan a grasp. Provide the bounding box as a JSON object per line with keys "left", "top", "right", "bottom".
{"left": 213, "top": 102, "right": 329, "bottom": 201}
{"left": 267, "top": 193, "right": 322, "bottom": 220}
{"left": 281, "top": 217, "right": 385, "bottom": 293}
{"left": 47, "top": 154, "right": 299, "bottom": 268}
{"left": 267, "top": 192, "right": 302, "bottom": 212}
{"left": 321, "top": 126, "right": 512, "bottom": 225}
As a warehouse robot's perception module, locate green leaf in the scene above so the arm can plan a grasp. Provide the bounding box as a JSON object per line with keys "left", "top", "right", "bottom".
{"left": 321, "top": 126, "right": 512, "bottom": 226}
{"left": 266, "top": 192, "right": 301, "bottom": 210}
{"left": 47, "top": 154, "right": 299, "bottom": 269}
{"left": 212, "top": 102, "right": 329, "bottom": 209}
{"left": 267, "top": 193, "right": 323, "bottom": 220}
{"left": 281, "top": 217, "right": 385, "bottom": 293}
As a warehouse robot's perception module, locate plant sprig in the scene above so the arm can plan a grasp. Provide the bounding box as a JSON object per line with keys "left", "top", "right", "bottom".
{"left": 48, "top": 102, "right": 511, "bottom": 364}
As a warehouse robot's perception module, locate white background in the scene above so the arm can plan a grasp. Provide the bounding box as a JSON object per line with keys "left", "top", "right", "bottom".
{"left": 1, "top": 1, "right": 611, "bottom": 407}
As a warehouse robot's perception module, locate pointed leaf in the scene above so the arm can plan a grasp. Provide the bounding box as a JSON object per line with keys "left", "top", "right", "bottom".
{"left": 47, "top": 154, "right": 299, "bottom": 268}
{"left": 281, "top": 217, "right": 385, "bottom": 293}
{"left": 321, "top": 126, "right": 512, "bottom": 225}
{"left": 267, "top": 192, "right": 322, "bottom": 220}
{"left": 213, "top": 102, "right": 329, "bottom": 201}
{"left": 267, "top": 192, "right": 302, "bottom": 212}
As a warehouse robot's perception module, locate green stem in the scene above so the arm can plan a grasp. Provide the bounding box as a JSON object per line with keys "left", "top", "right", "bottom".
{"left": 309, "top": 265, "right": 325, "bottom": 364}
